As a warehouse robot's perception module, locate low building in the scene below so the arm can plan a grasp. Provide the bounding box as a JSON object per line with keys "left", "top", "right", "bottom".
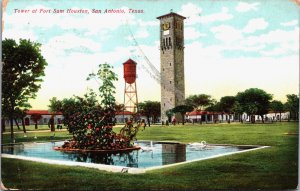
{"left": 3, "top": 110, "right": 63, "bottom": 126}
{"left": 25, "top": 110, "right": 63, "bottom": 125}
{"left": 115, "top": 111, "right": 134, "bottom": 123}
{"left": 186, "top": 111, "right": 234, "bottom": 123}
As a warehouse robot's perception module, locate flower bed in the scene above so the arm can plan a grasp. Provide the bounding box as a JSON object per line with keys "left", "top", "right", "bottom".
{"left": 53, "top": 145, "right": 141, "bottom": 154}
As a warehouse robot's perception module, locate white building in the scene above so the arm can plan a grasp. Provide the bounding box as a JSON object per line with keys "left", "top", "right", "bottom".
{"left": 3, "top": 110, "right": 63, "bottom": 126}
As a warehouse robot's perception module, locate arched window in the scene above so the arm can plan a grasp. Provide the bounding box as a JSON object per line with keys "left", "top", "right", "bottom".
{"left": 169, "top": 37, "right": 171, "bottom": 46}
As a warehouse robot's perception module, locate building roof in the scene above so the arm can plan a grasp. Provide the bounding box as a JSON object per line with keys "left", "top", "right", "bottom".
{"left": 27, "top": 110, "right": 136, "bottom": 116}
{"left": 187, "top": 111, "right": 225, "bottom": 116}
{"left": 115, "top": 111, "right": 133, "bottom": 115}
{"left": 156, "top": 12, "right": 186, "bottom": 20}
{"left": 27, "top": 110, "right": 62, "bottom": 115}
{"left": 123, "top": 58, "right": 137, "bottom": 65}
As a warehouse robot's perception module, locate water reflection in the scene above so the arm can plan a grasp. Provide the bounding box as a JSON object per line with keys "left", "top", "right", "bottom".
{"left": 162, "top": 143, "right": 186, "bottom": 165}
{"left": 65, "top": 151, "right": 139, "bottom": 167}
{"left": 1, "top": 144, "right": 24, "bottom": 155}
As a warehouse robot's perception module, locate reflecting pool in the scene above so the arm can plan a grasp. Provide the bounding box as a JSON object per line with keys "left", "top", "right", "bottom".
{"left": 1, "top": 141, "right": 252, "bottom": 169}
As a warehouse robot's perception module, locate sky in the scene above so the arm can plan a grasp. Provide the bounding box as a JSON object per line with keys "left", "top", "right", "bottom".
{"left": 2, "top": 0, "right": 299, "bottom": 110}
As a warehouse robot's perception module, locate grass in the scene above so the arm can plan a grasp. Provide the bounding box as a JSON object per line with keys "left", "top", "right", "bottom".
{"left": 1, "top": 122, "right": 298, "bottom": 190}
{"left": 1, "top": 130, "right": 72, "bottom": 144}
{"left": 3, "top": 124, "right": 68, "bottom": 132}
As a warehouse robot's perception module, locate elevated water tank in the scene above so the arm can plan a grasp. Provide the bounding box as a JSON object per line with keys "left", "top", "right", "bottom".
{"left": 123, "top": 58, "right": 137, "bottom": 84}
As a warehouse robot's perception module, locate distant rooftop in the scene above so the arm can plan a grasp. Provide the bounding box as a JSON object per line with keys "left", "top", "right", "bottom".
{"left": 26, "top": 110, "right": 62, "bottom": 115}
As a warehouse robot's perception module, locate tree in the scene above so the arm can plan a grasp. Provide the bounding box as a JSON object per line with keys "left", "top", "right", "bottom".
{"left": 185, "top": 94, "right": 214, "bottom": 110}
{"left": 232, "top": 102, "right": 244, "bottom": 123}
{"left": 284, "top": 94, "right": 299, "bottom": 121}
{"left": 236, "top": 88, "right": 273, "bottom": 123}
{"left": 115, "top": 104, "right": 125, "bottom": 113}
{"left": 87, "top": 63, "right": 118, "bottom": 124}
{"left": 205, "top": 101, "right": 221, "bottom": 123}
{"left": 219, "top": 96, "right": 236, "bottom": 123}
{"left": 14, "top": 108, "right": 28, "bottom": 133}
{"left": 270, "top": 100, "right": 284, "bottom": 122}
{"left": 2, "top": 39, "right": 47, "bottom": 142}
{"left": 165, "top": 109, "right": 174, "bottom": 124}
{"left": 30, "top": 113, "right": 42, "bottom": 129}
{"left": 172, "top": 105, "right": 193, "bottom": 125}
{"left": 48, "top": 90, "right": 99, "bottom": 133}
{"left": 88, "top": 63, "right": 118, "bottom": 109}
{"left": 57, "top": 63, "right": 139, "bottom": 151}
{"left": 185, "top": 94, "right": 214, "bottom": 123}
{"left": 138, "top": 101, "right": 161, "bottom": 127}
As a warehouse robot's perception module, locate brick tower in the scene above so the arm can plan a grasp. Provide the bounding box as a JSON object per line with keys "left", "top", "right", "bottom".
{"left": 157, "top": 12, "right": 186, "bottom": 123}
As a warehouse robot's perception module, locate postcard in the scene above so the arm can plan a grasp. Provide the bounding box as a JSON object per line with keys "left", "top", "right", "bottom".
{"left": 1, "top": 0, "right": 299, "bottom": 190}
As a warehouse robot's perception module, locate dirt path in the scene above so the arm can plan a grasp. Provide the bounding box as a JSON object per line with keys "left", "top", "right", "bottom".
{"left": 2, "top": 129, "right": 67, "bottom": 134}
{"left": 2, "top": 125, "right": 125, "bottom": 135}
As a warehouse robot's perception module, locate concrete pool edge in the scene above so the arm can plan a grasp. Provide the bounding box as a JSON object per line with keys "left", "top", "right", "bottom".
{"left": 143, "top": 145, "right": 271, "bottom": 172}
{"left": 1, "top": 153, "right": 145, "bottom": 174}
{"left": 1, "top": 143, "right": 271, "bottom": 174}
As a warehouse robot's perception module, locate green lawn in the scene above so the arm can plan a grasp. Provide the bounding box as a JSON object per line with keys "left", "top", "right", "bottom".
{"left": 1, "top": 122, "right": 298, "bottom": 190}
{"left": 2, "top": 124, "right": 68, "bottom": 132}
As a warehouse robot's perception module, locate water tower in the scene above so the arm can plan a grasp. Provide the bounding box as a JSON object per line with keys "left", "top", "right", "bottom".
{"left": 123, "top": 59, "right": 138, "bottom": 113}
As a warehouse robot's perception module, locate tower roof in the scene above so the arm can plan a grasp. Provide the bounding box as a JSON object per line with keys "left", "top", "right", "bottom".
{"left": 157, "top": 12, "right": 186, "bottom": 20}
{"left": 123, "top": 58, "right": 137, "bottom": 65}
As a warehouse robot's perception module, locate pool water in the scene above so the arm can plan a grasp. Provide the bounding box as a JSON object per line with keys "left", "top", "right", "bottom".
{"left": 2, "top": 141, "right": 249, "bottom": 169}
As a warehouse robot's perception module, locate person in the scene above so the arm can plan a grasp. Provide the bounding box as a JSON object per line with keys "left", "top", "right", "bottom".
{"left": 172, "top": 117, "right": 176, "bottom": 125}
{"left": 141, "top": 119, "right": 146, "bottom": 130}
{"left": 56, "top": 118, "right": 62, "bottom": 130}
{"left": 48, "top": 116, "right": 55, "bottom": 132}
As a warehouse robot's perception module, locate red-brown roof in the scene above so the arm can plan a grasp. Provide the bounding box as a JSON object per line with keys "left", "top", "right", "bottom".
{"left": 123, "top": 58, "right": 137, "bottom": 65}
{"left": 187, "top": 111, "right": 225, "bottom": 116}
{"left": 115, "top": 111, "right": 133, "bottom": 115}
{"left": 26, "top": 110, "right": 62, "bottom": 115}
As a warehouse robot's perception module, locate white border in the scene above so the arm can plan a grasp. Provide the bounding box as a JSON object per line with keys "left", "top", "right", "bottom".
{"left": 1, "top": 144, "right": 270, "bottom": 174}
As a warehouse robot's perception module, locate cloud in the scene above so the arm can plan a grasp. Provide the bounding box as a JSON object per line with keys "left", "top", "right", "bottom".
{"left": 235, "top": 2, "right": 260, "bottom": 12}
{"left": 242, "top": 27, "right": 298, "bottom": 46}
{"left": 243, "top": 18, "right": 269, "bottom": 33}
{"left": 41, "top": 33, "right": 101, "bottom": 58}
{"left": 4, "top": 5, "right": 63, "bottom": 28}
{"left": 185, "top": 42, "right": 298, "bottom": 101}
{"left": 137, "top": 19, "right": 159, "bottom": 27}
{"left": 179, "top": 2, "right": 202, "bottom": 25}
{"left": 208, "top": 21, "right": 298, "bottom": 58}
{"left": 280, "top": 20, "right": 298, "bottom": 27}
{"left": 126, "top": 28, "right": 150, "bottom": 41}
{"left": 261, "top": 48, "right": 288, "bottom": 57}
{"left": 4, "top": 4, "right": 137, "bottom": 38}
{"left": 2, "top": 24, "right": 38, "bottom": 41}
{"left": 185, "top": 27, "right": 206, "bottom": 40}
{"left": 211, "top": 24, "right": 243, "bottom": 43}
{"left": 200, "top": 7, "right": 233, "bottom": 23}
{"left": 179, "top": 3, "right": 233, "bottom": 25}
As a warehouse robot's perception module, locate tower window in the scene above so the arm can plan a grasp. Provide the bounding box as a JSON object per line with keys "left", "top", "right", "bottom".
{"left": 164, "top": 103, "right": 165, "bottom": 106}
{"left": 163, "top": 39, "right": 165, "bottom": 46}
{"left": 170, "top": 98, "right": 172, "bottom": 101}
{"left": 170, "top": 81, "right": 172, "bottom": 84}
{"left": 170, "top": 63, "right": 171, "bottom": 66}
{"left": 169, "top": 37, "right": 171, "bottom": 46}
